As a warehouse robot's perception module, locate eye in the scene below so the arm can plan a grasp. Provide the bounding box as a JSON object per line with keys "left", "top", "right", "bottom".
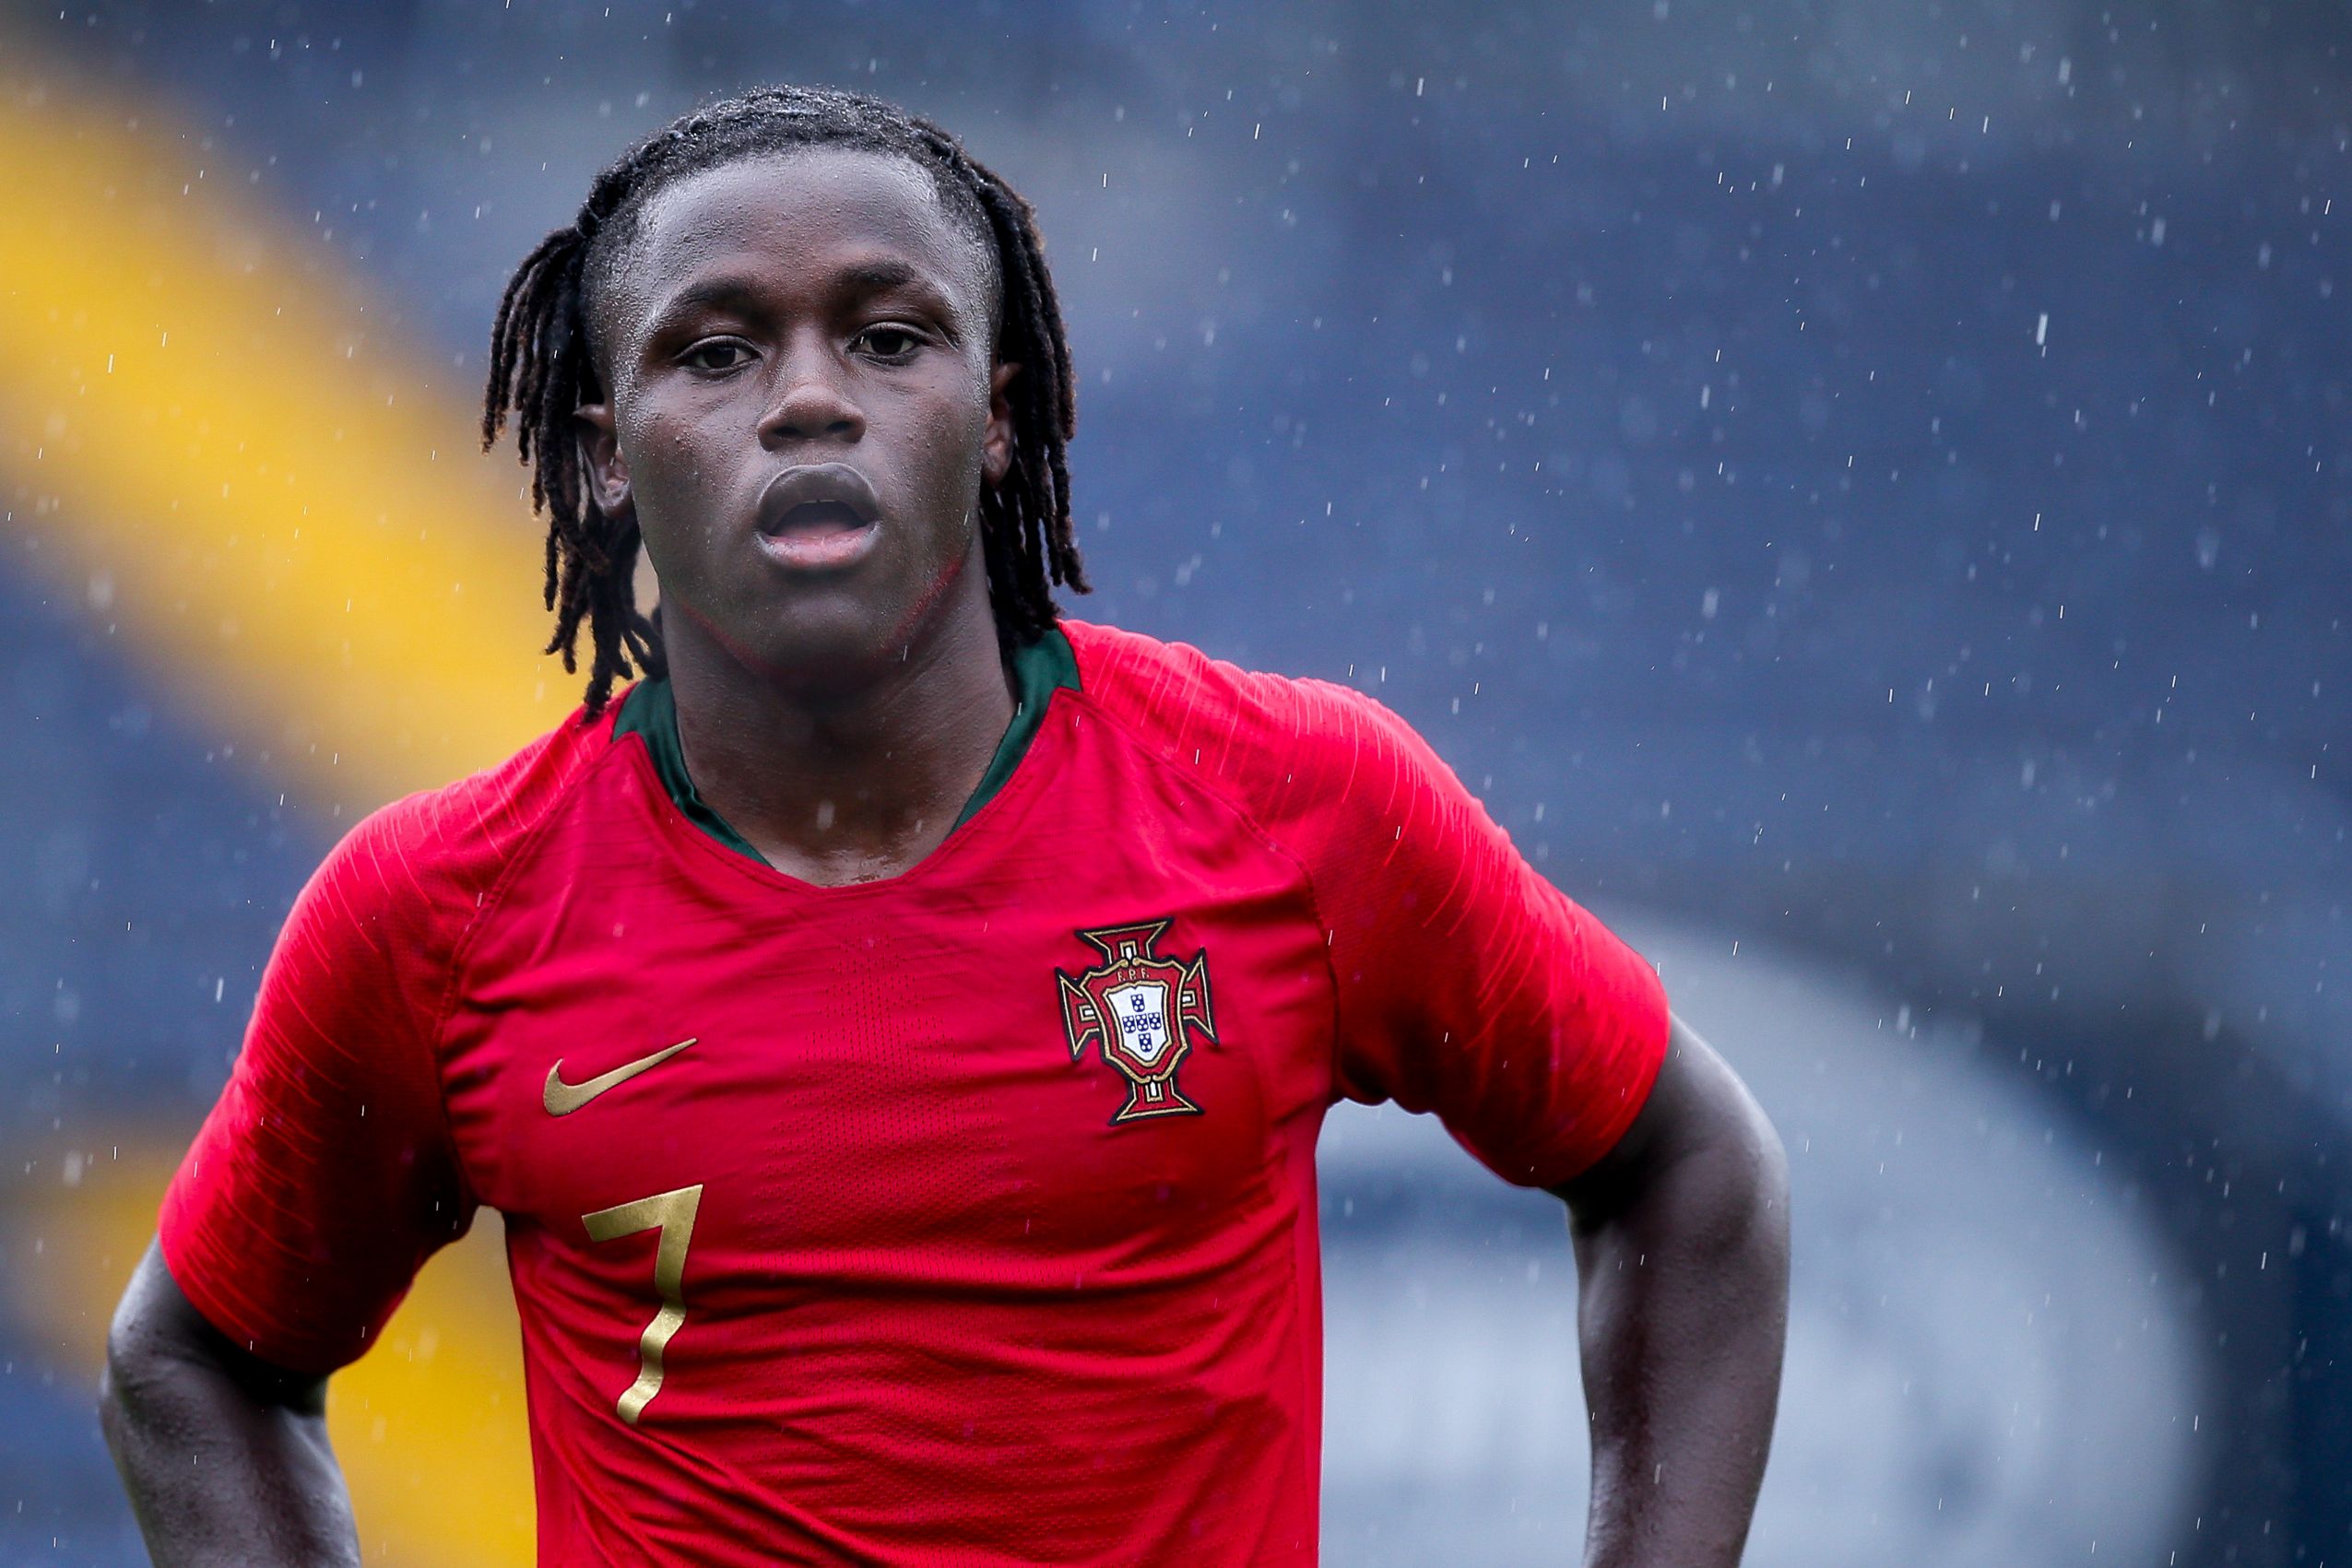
{"left": 855, "top": 324, "right": 923, "bottom": 360}
{"left": 680, "top": 339, "right": 753, "bottom": 373}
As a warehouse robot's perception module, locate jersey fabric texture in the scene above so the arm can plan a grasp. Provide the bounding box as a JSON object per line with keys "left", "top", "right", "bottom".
{"left": 160, "top": 619, "right": 1671, "bottom": 1566}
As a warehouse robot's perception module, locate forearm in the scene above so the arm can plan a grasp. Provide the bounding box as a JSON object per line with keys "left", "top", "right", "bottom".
{"left": 1559, "top": 1022, "right": 1790, "bottom": 1568}
{"left": 100, "top": 1241, "right": 361, "bottom": 1568}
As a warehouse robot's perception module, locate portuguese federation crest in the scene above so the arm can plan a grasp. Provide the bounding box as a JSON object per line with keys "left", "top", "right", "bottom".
{"left": 1056, "top": 920, "right": 1218, "bottom": 1124}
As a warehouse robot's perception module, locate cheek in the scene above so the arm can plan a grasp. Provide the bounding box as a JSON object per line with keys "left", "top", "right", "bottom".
{"left": 902, "top": 387, "right": 993, "bottom": 516}
{"left": 622, "top": 407, "right": 694, "bottom": 472}
{"left": 616, "top": 416, "right": 735, "bottom": 584}
{"left": 620, "top": 407, "right": 728, "bottom": 511}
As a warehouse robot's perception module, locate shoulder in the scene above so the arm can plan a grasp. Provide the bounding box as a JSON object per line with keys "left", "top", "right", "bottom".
{"left": 294, "top": 701, "right": 620, "bottom": 959}
{"left": 1060, "top": 618, "right": 1462, "bottom": 848}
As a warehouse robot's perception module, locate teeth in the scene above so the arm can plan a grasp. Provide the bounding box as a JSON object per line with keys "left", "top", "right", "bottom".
{"left": 774, "top": 502, "right": 865, "bottom": 534}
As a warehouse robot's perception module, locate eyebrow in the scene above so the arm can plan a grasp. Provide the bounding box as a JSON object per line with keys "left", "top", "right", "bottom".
{"left": 649, "top": 258, "right": 938, "bottom": 328}
{"left": 655, "top": 275, "right": 766, "bottom": 321}
{"left": 842, "top": 258, "right": 921, "bottom": 292}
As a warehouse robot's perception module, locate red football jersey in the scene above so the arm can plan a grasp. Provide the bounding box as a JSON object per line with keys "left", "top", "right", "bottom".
{"left": 160, "top": 619, "right": 1668, "bottom": 1564}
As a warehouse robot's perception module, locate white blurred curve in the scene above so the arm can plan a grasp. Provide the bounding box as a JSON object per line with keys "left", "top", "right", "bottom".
{"left": 1316, "top": 916, "right": 2207, "bottom": 1567}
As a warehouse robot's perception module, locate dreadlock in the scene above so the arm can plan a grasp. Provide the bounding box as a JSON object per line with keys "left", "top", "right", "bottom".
{"left": 480, "top": 84, "right": 1088, "bottom": 716}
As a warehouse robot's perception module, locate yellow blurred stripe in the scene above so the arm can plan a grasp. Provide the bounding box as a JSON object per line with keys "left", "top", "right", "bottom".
{"left": 0, "top": 69, "right": 572, "bottom": 810}
{"left": 10, "top": 1147, "right": 535, "bottom": 1568}
{"left": 0, "top": 48, "right": 560, "bottom": 1568}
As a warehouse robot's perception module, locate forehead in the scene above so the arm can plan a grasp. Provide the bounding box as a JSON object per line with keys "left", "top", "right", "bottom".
{"left": 600, "top": 147, "right": 995, "bottom": 337}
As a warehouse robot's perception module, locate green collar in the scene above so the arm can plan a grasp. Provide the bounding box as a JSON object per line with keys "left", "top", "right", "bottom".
{"left": 614, "top": 626, "right": 1081, "bottom": 866}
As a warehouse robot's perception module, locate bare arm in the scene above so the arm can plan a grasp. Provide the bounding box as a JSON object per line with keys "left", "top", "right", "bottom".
{"left": 100, "top": 1239, "right": 361, "bottom": 1568}
{"left": 1552, "top": 1014, "right": 1791, "bottom": 1568}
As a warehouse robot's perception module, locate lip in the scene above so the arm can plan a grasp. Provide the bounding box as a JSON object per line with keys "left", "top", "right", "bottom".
{"left": 753, "top": 462, "right": 884, "bottom": 572}
{"left": 756, "top": 521, "right": 880, "bottom": 572}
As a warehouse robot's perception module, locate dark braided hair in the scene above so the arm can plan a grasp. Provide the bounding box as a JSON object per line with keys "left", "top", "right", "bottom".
{"left": 480, "top": 84, "right": 1088, "bottom": 716}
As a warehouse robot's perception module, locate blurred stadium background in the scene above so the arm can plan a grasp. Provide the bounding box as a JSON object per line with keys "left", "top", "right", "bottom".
{"left": 1, "top": 2, "right": 2344, "bottom": 1562}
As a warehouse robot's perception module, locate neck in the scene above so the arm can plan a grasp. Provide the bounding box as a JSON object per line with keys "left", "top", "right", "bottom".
{"left": 662, "top": 576, "right": 1015, "bottom": 887}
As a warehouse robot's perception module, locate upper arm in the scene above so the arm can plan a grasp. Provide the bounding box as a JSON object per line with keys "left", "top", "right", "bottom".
{"left": 158, "top": 808, "right": 476, "bottom": 1377}
{"left": 1278, "top": 683, "right": 1672, "bottom": 1188}
{"left": 1550, "top": 1013, "right": 1787, "bottom": 1225}
{"left": 108, "top": 1239, "right": 327, "bottom": 1419}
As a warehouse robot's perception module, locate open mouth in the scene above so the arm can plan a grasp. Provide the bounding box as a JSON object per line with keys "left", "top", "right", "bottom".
{"left": 754, "top": 466, "right": 883, "bottom": 572}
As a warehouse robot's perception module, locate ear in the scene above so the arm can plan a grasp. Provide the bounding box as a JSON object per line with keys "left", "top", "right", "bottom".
{"left": 574, "top": 402, "right": 632, "bottom": 515}
{"left": 981, "top": 361, "right": 1021, "bottom": 487}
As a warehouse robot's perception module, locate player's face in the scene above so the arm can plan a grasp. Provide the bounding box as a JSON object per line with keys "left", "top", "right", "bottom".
{"left": 578, "top": 148, "right": 1014, "bottom": 688}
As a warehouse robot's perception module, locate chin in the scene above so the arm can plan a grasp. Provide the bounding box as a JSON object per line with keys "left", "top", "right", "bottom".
{"left": 751, "top": 584, "right": 971, "bottom": 693}
{"left": 671, "top": 532, "right": 987, "bottom": 690}
{"left": 750, "top": 607, "right": 910, "bottom": 689}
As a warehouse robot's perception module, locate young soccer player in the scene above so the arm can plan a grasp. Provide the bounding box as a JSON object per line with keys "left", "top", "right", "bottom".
{"left": 101, "top": 87, "right": 1789, "bottom": 1565}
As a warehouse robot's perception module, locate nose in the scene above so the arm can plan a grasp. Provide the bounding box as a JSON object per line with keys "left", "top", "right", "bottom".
{"left": 758, "top": 333, "right": 866, "bottom": 447}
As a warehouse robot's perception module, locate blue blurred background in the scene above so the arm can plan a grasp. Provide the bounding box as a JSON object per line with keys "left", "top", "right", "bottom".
{"left": 1, "top": 2, "right": 2345, "bottom": 1562}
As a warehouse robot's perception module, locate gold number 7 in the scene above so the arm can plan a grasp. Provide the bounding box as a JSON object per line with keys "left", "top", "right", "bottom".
{"left": 581, "top": 1184, "right": 704, "bottom": 1426}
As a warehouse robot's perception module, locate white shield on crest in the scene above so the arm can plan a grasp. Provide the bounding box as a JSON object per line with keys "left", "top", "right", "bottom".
{"left": 1106, "top": 980, "right": 1174, "bottom": 1067}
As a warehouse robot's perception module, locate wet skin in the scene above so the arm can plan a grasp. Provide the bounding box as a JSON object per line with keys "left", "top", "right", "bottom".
{"left": 575, "top": 149, "right": 1026, "bottom": 883}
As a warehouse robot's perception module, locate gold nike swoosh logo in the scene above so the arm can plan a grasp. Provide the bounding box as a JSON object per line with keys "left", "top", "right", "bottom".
{"left": 543, "top": 1037, "right": 698, "bottom": 1117}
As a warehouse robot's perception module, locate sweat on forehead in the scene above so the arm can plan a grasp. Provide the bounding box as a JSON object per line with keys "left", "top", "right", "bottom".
{"left": 580, "top": 143, "right": 1003, "bottom": 368}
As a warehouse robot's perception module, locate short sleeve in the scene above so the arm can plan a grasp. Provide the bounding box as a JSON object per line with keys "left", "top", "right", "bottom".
{"left": 1293, "top": 685, "right": 1670, "bottom": 1187}
{"left": 159, "top": 807, "right": 476, "bottom": 1375}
